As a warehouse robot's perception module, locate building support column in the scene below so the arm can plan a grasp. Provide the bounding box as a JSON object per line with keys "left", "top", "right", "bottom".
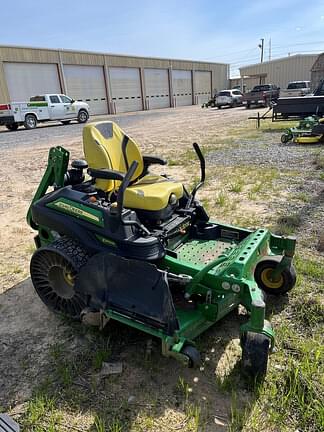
{"left": 168, "top": 63, "right": 175, "bottom": 108}
{"left": 57, "top": 50, "right": 67, "bottom": 94}
{"left": 192, "top": 69, "right": 196, "bottom": 105}
{"left": 103, "top": 57, "right": 112, "bottom": 114}
{"left": 139, "top": 67, "right": 147, "bottom": 110}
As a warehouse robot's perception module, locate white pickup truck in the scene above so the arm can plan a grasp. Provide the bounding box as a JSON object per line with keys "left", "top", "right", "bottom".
{"left": 280, "top": 81, "right": 311, "bottom": 98}
{"left": 0, "top": 94, "right": 90, "bottom": 130}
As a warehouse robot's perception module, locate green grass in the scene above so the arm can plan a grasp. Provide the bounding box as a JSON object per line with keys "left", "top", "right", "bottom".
{"left": 215, "top": 191, "right": 227, "bottom": 207}
{"left": 229, "top": 181, "right": 243, "bottom": 193}
{"left": 293, "top": 192, "right": 311, "bottom": 203}
{"left": 294, "top": 255, "right": 324, "bottom": 280}
{"left": 274, "top": 213, "right": 302, "bottom": 236}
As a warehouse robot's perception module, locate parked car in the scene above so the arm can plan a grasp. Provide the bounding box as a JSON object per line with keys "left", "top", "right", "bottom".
{"left": 280, "top": 81, "right": 311, "bottom": 98}
{"left": 243, "top": 84, "right": 280, "bottom": 108}
{"left": 0, "top": 94, "right": 89, "bottom": 130}
{"left": 215, "top": 89, "right": 243, "bottom": 108}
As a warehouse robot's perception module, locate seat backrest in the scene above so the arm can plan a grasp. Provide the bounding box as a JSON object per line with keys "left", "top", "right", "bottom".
{"left": 83, "top": 121, "right": 144, "bottom": 192}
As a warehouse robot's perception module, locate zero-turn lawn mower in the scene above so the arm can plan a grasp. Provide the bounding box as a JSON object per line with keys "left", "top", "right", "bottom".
{"left": 27, "top": 121, "right": 297, "bottom": 380}
{"left": 281, "top": 115, "right": 324, "bottom": 144}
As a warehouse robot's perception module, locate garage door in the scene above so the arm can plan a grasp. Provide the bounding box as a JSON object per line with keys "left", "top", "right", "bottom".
{"left": 194, "top": 71, "right": 211, "bottom": 104}
{"left": 4, "top": 62, "right": 61, "bottom": 101}
{"left": 64, "top": 65, "right": 108, "bottom": 115}
{"left": 172, "top": 70, "right": 192, "bottom": 106}
{"left": 109, "top": 67, "right": 143, "bottom": 113}
{"left": 144, "top": 68, "right": 170, "bottom": 109}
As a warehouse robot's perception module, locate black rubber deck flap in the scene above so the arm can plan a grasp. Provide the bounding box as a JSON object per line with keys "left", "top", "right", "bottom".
{"left": 0, "top": 414, "right": 20, "bottom": 432}
{"left": 76, "top": 252, "right": 179, "bottom": 335}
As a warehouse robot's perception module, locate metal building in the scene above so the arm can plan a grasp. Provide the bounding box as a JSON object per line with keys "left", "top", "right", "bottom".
{"left": 311, "top": 53, "right": 324, "bottom": 90}
{"left": 230, "top": 54, "right": 319, "bottom": 91}
{"left": 0, "top": 45, "right": 229, "bottom": 115}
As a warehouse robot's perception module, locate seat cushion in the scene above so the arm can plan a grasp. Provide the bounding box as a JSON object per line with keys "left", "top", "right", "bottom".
{"left": 123, "top": 175, "right": 183, "bottom": 211}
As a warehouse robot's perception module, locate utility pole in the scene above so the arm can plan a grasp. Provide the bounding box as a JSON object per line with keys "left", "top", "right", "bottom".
{"left": 269, "top": 38, "right": 272, "bottom": 61}
{"left": 258, "top": 38, "right": 264, "bottom": 63}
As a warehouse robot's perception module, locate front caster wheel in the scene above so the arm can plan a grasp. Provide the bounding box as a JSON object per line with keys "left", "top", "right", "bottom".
{"left": 255, "top": 257, "right": 296, "bottom": 295}
{"left": 281, "top": 133, "right": 291, "bottom": 144}
{"left": 181, "top": 345, "right": 201, "bottom": 368}
{"left": 241, "top": 332, "right": 270, "bottom": 382}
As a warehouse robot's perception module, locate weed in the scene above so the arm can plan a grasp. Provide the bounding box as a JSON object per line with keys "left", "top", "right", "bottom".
{"left": 92, "top": 347, "right": 111, "bottom": 370}
{"left": 274, "top": 213, "right": 302, "bottom": 235}
{"left": 185, "top": 403, "right": 201, "bottom": 432}
{"left": 251, "top": 182, "right": 263, "bottom": 194}
{"left": 215, "top": 191, "right": 227, "bottom": 207}
{"left": 229, "top": 181, "right": 243, "bottom": 193}
{"left": 291, "top": 296, "right": 324, "bottom": 330}
{"left": 294, "top": 255, "right": 324, "bottom": 280}
{"left": 313, "top": 151, "right": 324, "bottom": 169}
{"left": 177, "top": 376, "right": 191, "bottom": 401}
{"left": 94, "top": 415, "right": 106, "bottom": 432}
{"left": 293, "top": 192, "right": 311, "bottom": 203}
{"left": 108, "top": 419, "right": 124, "bottom": 432}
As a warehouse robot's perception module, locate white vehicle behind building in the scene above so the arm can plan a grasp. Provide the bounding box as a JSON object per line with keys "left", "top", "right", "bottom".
{"left": 0, "top": 94, "right": 89, "bottom": 130}
{"left": 280, "top": 81, "right": 311, "bottom": 98}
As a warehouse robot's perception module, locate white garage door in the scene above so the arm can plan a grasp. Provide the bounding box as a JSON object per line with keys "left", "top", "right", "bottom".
{"left": 194, "top": 71, "right": 211, "bottom": 104}
{"left": 109, "top": 67, "right": 143, "bottom": 113}
{"left": 144, "top": 68, "right": 170, "bottom": 109}
{"left": 172, "top": 70, "right": 192, "bottom": 106}
{"left": 4, "top": 62, "right": 61, "bottom": 101}
{"left": 64, "top": 65, "right": 108, "bottom": 115}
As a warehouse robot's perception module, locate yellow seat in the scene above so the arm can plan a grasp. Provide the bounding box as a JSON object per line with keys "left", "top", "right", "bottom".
{"left": 83, "top": 121, "right": 183, "bottom": 212}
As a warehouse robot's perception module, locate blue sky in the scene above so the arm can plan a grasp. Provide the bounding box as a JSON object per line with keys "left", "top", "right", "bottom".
{"left": 1, "top": 0, "right": 324, "bottom": 76}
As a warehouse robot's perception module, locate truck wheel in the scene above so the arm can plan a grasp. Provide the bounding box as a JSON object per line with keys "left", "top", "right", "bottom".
{"left": 61, "top": 120, "right": 71, "bottom": 125}
{"left": 6, "top": 123, "right": 18, "bottom": 131}
{"left": 77, "top": 110, "right": 89, "bottom": 123}
{"left": 24, "top": 114, "right": 37, "bottom": 129}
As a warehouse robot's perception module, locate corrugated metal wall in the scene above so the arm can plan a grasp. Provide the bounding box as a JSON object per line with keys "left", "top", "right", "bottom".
{"left": 239, "top": 55, "right": 318, "bottom": 90}
{"left": 311, "top": 53, "right": 324, "bottom": 91}
{"left": 0, "top": 45, "right": 229, "bottom": 111}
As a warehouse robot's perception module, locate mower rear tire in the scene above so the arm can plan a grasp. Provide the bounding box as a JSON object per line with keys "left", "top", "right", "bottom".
{"left": 255, "top": 257, "right": 296, "bottom": 295}
{"left": 181, "top": 345, "right": 201, "bottom": 368}
{"left": 241, "top": 332, "right": 270, "bottom": 382}
{"left": 30, "top": 237, "right": 89, "bottom": 319}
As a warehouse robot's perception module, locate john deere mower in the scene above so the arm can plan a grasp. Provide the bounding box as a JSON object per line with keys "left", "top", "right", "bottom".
{"left": 27, "top": 121, "right": 297, "bottom": 380}
{"left": 281, "top": 115, "right": 324, "bottom": 144}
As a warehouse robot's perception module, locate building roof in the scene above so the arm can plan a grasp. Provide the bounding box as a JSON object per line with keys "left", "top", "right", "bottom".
{"left": 0, "top": 44, "right": 229, "bottom": 67}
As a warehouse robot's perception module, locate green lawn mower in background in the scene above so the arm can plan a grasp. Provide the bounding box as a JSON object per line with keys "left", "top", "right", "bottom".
{"left": 27, "top": 121, "right": 297, "bottom": 381}
{"left": 281, "top": 115, "right": 324, "bottom": 144}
